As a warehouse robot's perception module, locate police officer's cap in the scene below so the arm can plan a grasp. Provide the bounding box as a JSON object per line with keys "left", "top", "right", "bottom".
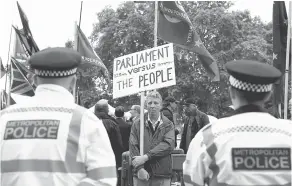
{"left": 28, "top": 47, "right": 81, "bottom": 78}
{"left": 225, "top": 60, "right": 282, "bottom": 92}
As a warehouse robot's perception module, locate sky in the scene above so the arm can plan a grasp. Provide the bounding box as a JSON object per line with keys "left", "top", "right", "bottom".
{"left": 0, "top": 0, "right": 291, "bottom": 94}
{"left": 1, "top": 0, "right": 289, "bottom": 64}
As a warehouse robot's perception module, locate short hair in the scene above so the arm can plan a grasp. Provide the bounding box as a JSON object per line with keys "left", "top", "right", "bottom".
{"left": 232, "top": 87, "right": 270, "bottom": 103}
{"left": 131, "top": 105, "right": 141, "bottom": 114}
{"left": 95, "top": 99, "right": 108, "bottom": 113}
{"left": 162, "top": 101, "right": 170, "bottom": 107}
{"left": 146, "top": 90, "right": 162, "bottom": 103}
{"left": 115, "top": 106, "right": 125, "bottom": 117}
{"left": 84, "top": 101, "right": 90, "bottom": 109}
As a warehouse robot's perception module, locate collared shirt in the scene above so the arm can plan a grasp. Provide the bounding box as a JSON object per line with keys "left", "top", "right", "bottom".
{"left": 148, "top": 114, "right": 162, "bottom": 130}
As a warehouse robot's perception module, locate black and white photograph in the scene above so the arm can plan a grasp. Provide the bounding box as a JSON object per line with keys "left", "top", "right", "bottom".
{"left": 0, "top": 0, "right": 291, "bottom": 186}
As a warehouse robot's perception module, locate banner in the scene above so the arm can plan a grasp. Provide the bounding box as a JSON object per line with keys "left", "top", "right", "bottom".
{"left": 158, "top": 1, "right": 220, "bottom": 81}
{"left": 0, "top": 57, "right": 6, "bottom": 78}
{"left": 13, "top": 27, "right": 29, "bottom": 62}
{"left": 113, "top": 43, "right": 176, "bottom": 99}
{"left": 76, "top": 25, "right": 109, "bottom": 79}
{"left": 10, "top": 57, "right": 35, "bottom": 96}
{"left": 0, "top": 90, "right": 16, "bottom": 110}
{"left": 16, "top": 2, "right": 39, "bottom": 54}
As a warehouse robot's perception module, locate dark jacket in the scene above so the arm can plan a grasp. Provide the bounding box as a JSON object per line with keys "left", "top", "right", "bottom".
{"left": 95, "top": 112, "right": 124, "bottom": 168}
{"left": 129, "top": 113, "right": 175, "bottom": 178}
{"left": 180, "top": 110, "right": 209, "bottom": 153}
{"left": 161, "top": 107, "right": 179, "bottom": 147}
{"left": 116, "top": 117, "right": 131, "bottom": 152}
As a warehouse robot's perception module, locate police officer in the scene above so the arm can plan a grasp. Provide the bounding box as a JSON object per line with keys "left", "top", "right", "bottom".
{"left": 0, "top": 48, "right": 117, "bottom": 186}
{"left": 183, "top": 60, "right": 292, "bottom": 186}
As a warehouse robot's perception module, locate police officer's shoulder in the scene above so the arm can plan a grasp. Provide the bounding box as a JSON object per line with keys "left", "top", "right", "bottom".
{"left": 276, "top": 118, "right": 292, "bottom": 126}
{"left": 28, "top": 47, "right": 81, "bottom": 78}
{"left": 203, "top": 116, "right": 232, "bottom": 133}
{"left": 225, "top": 60, "right": 281, "bottom": 92}
{"left": 0, "top": 103, "right": 22, "bottom": 115}
{"left": 82, "top": 108, "right": 101, "bottom": 123}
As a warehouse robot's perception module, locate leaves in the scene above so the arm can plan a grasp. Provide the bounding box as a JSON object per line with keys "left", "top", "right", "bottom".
{"left": 68, "top": 1, "right": 272, "bottom": 114}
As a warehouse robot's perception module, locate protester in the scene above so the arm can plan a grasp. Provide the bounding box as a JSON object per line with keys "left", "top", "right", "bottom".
{"left": 0, "top": 48, "right": 117, "bottom": 186}
{"left": 161, "top": 96, "right": 180, "bottom": 148}
{"left": 129, "top": 90, "right": 175, "bottom": 186}
{"left": 95, "top": 99, "right": 124, "bottom": 171}
{"left": 115, "top": 106, "right": 131, "bottom": 152}
{"left": 179, "top": 98, "right": 209, "bottom": 153}
{"left": 83, "top": 100, "right": 91, "bottom": 109}
{"left": 183, "top": 60, "right": 292, "bottom": 186}
{"left": 129, "top": 105, "right": 141, "bottom": 123}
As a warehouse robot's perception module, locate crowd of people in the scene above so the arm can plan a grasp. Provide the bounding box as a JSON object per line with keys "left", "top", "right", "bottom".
{"left": 0, "top": 47, "right": 291, "bottom": 186}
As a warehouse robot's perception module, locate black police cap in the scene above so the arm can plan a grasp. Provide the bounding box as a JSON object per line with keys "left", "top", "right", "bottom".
{"left": 28, "top": 47, "right": 81, "bottom": 78}
{"left": 225, "top": 60, "right": 282, "bottom": 92}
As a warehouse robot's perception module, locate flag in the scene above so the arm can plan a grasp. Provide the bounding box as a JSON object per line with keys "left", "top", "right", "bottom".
{"left": 16, "top": 2, "right": 39, "bottom": 55}
{"left": 158, "top": 1, "right": 220, "bottom": 81}
{"left": 10, "top": 57, "right": 35, "bottom": 96}
{"left": 0, "top": 90, "right": 16, "bottom": 110}
{"left": 273, "top": 1, "right": 288, "bottom": 107}
{"left": 76, "top": 25, "right": 109, "bottom": 79}
{"left": 13, "top": 26, "right": 29, "bottom": 61}
{"left": 0, "top": 57, "right": 6, "bottom": 78}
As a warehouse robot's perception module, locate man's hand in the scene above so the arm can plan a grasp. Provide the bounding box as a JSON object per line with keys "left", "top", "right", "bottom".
{"left": 137, "top": 168, "right": 150, "bottom": 181}
{"left": 132, "top": 155, "right": 149, "bottom": 167}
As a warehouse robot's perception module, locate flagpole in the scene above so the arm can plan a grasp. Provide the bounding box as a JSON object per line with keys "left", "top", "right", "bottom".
{"left": 4, "top": 26, "right": 13, "bottom": 94}
{"left": 5, "top": 25, "right": 13, "bottom": 107}
{"left": 289, "top": 1, "right": 292, "bottom": 119}
{"left": 79, "top": 1, "right": 83, "bottom": 28}
{"left": 284, "top": 1, "right": 291, "bottom": 119}
{"left": 139, "top": 1, "right": 158, "bottom": 155}
{"left": 74, "top": 1, "right": 83, "bottom": 105}
{"left": 154, "top": 1, "right": 158, "bottom": 48}
{"left": 73, "top": 21, "right": 78, "bottom": 102}
{"left": 278, "top": 103, "right": 281, "bottom": 118}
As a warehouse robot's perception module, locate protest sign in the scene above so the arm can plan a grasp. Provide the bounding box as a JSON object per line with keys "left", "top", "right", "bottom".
{"left": 113, "top": 43, "right": 175, "bottom": 99}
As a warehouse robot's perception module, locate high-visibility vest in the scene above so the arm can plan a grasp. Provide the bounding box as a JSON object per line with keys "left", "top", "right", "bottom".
{"left": 183, "top": 112, "right": 292, "bottom": 186}
{"left": 0, "top": 104, "right": 117, "bottom": 186}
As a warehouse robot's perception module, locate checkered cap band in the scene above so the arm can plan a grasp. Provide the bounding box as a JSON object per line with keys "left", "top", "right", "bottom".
{"left": 229, "top": 76, "right": 272, "bottom": 92}
{"left": 35, "top": 68, "right": 77, "bottom": 77}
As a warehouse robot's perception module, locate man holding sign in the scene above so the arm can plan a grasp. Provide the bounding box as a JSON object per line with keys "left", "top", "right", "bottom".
{"left": 129, "top": 91, "right": 175, "bottom": 186}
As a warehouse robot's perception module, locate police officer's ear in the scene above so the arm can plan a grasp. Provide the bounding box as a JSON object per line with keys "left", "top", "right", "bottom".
{"left": 69, "top": 75, "right": 77, "bottom": 90}
{"left": 32, "top": 74, "right": 38, "bottom": 86}
{"left": 263, "top": 91, "right": 272, "bottom": 102}
{"left": 229, "top": 86, "right": 236, "bottom": 100}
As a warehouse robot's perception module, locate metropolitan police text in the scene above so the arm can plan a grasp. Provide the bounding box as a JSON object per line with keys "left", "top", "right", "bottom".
{"left": 4, "top": 120, "right": 60, "bottom": 140}
{"left": 232, "top": 148, "right": 291, "bottom": 170}
{"left": 115, "top": 45, "right": 170, "bottom": 72}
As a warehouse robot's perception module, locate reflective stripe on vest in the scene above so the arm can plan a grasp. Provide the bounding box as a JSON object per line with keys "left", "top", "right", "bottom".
{"left": 1, "top": 106, "right": 86, "bottom": 173}
{"left": 87, "top": 166, "right": 117, "bottom": 180}
{"left": 183, "top": 173, "right": 203, "bottom": 186}
{"left": 77, "top": 181, "right": 95, "bottom": 186}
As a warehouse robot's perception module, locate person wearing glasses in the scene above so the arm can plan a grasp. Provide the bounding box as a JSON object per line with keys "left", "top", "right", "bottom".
{"left": 179, "top": 98, "right": 209, "bottom": 153}
{"left": 129, "top": 105, "right": 141, "bottom": 124}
